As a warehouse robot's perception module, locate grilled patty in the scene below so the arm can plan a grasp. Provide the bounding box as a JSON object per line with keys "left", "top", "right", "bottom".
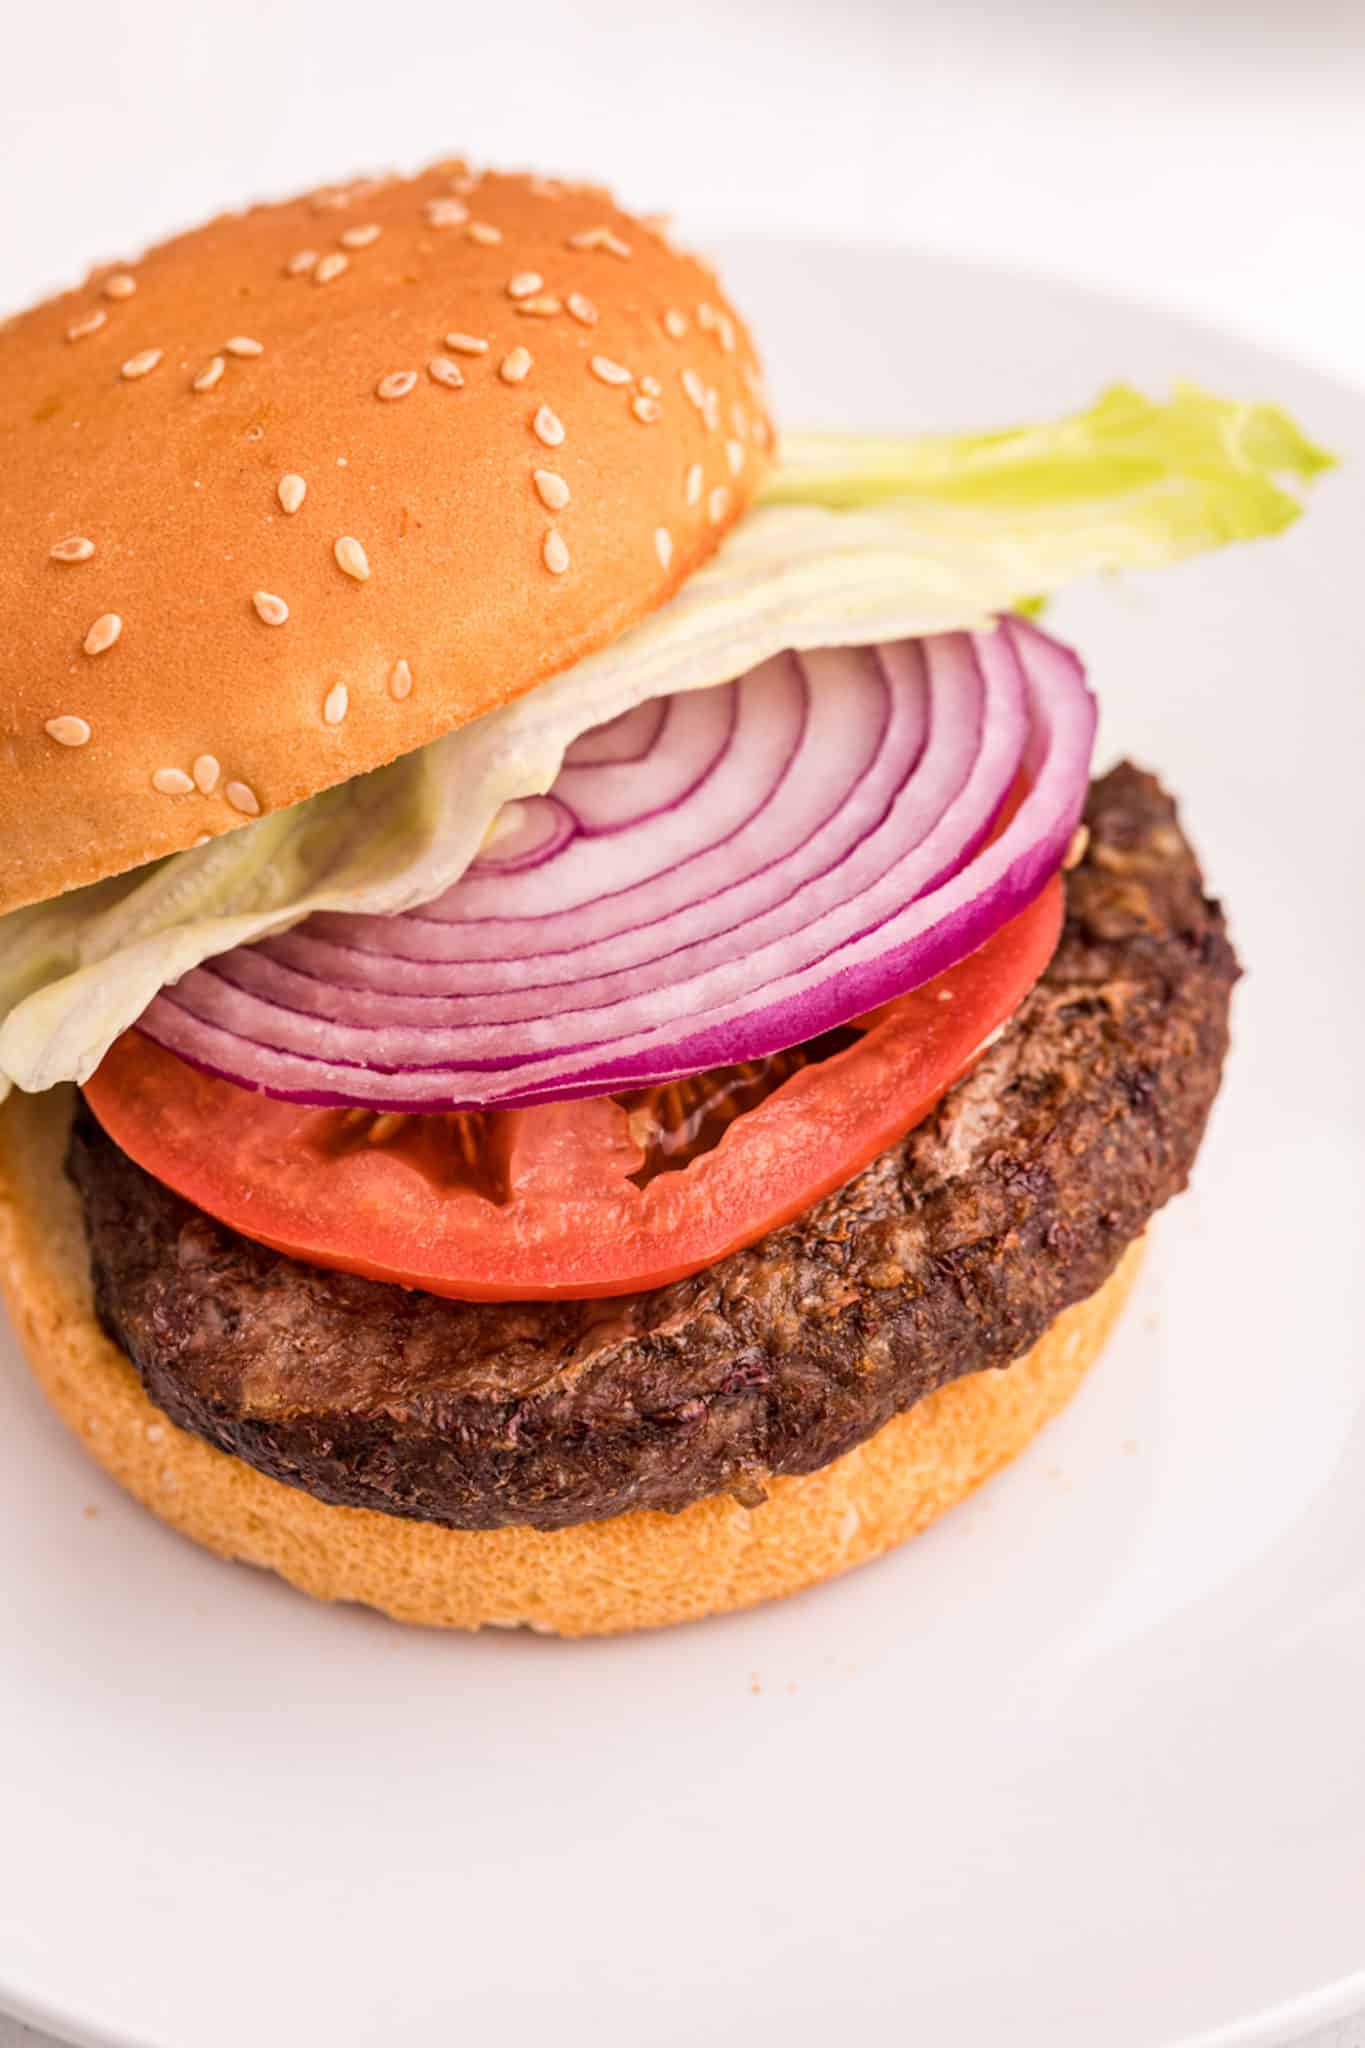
{"left": 69, "top": 765, "right": 1238, "bottom": 1532}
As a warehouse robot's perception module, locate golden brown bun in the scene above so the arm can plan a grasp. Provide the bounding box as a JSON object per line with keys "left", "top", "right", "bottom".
{"left": 0, "top": 1086, "right": 1141, "bottom": 1635}
{"left": 0, "top": 163, "right": 771, "bottom": 915}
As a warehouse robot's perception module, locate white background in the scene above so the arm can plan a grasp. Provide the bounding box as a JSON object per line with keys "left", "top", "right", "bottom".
{"left": 2, "top": 0, "right": 1364, "bottom": 386}
{"left": 2, "top": 2, "right": 1362, "bottom": 2044}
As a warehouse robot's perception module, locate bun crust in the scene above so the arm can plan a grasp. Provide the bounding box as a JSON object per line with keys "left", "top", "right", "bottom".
{"left": 0, "top": 1085, "right": 1141, "bottom": 1636}
{"left": 0, "top": 163, "right": 771, "bottom": 915}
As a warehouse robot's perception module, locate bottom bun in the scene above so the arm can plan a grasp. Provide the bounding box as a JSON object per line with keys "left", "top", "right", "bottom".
{"left": 1, "top": 1086, "right": 1142, "bottom": 1637}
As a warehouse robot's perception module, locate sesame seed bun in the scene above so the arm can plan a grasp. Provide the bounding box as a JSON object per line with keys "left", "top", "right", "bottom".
{"left": 0, "top": 1084, "right": 1141, "bottom": 1636}
{"left": 0, "top": 163, "right": 771, "bottom": 917}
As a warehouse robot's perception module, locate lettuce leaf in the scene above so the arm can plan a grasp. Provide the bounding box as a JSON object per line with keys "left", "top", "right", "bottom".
{"left": 763, "top": 381, "right": 1332, "bottom": 526}
{"left": 0, "top": 383, "right": 1331, "bottom": 1100}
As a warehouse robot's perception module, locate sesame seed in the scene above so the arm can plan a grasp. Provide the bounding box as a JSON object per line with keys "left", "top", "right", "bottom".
{"left": 66, "top": 309, "right": 108, "bottom": 341}
{"left": 225, "top": 780, "right": 260, "bottom": 816}
{"left": 83, "top": 613, "right": 122, "bottom": 656}
{"left": 731, "top": 400, "right": 748, "bottom": 438}
{"left": 152, "top": 767, "right": 195, "bottom": 796}
{"left": 726, "top": 437, "right": 745, "bottom": 476}
{"left": 1063, "top": 823, "right": 1090, "bottom": 870}
{"left": 312, "top": 188, "right": 350, "bottom": 213}
{"left": 389, "top": 658, "right": 413, "bottom": 701}
{"left": 590, "top": 355, "right": 631, "bottom": 386}
{"left": 313, "top": 252, "right": 349, "bottom": 284}
{"left": 425, "top": 197, "right": 468, "bottom": 227}
{"left": 717, "top": 314, "right": 736, "bottom": 354}
{"left": 639, "top": 374, "right": 662, "bottom": 397}
{"left": 528, "top": 176, "right": 563, "bottom": 200}
{"left": 654, "top": 527, "right": 673, "bottom": 570}
{"left": 428, "top": 355, "right": 464, "bottom": 388}
{"left": 339, "top": 223, "right": 382, "bottom": 249}
{"left": 542, "top": 528, "right": 570, "bottom": 575}
{"left": 515, "top": 295, "right": 562, "bottom": 318}
{"left": 376, "top": 370, "right": 418, "bottom": 400}
{"left": 697, "top": 303, "right": 718, "bottom": 332}
{"left": 533, "top": 469, "right": 571, "bottom": 511}
{"left": 681, "top": 367, "right": 706, "bottom": 409}
{"left": 466, "top": 221, "right": 502, "bottom": 246}
{"left": 708, "top": 484, "right": 730, "bottom": 525}
{"left": 450, "top": 174, "right": 479, "bottom": 196}
{"left": 323, "top": 682, "right": 349, "bottom": 725}
{"left": 223, "top": 336, "right": 263, "bottom": 359}
{"left": 631, "top": 395, "right": 661, "bottom": 424}
{"left": 192, "top": 834, "right": 212, "bottom": 847}
{"left": 50, "top": 535, "right": 95, "bottom": 563}
{"left": 507, "top": 271, "right": 544, "bottom": 300}
{"left": 684, "top": 463, "right": 703, "bottom": 508}
{"left": 566, "top": 292, "right": 598, "bottom": 326}
{"left": 192, "top": 356, "right": 225, "bottom": 392}
{"left": 286, "top": 248, "right": 319, "bottom": 276}
{"left": 566, "top": 226, "right": 631, "bottom": 258}
{"left": 753, "top": 414, "right": 773, "bottom": 451}
{"left": 499, "top": 346, "right": 533, "bottom": 385}
{"left": 45, "top": 715, "right": 91, "bottom": 747}
{"left": 703, "top": 388, "right": 719, "bottom": 431}
{"left": 445, "top": 331, "right": 489, "bottom": 355}
{"left": 252, "top": 590, "right": 289, "bottom": 626}
{"left": 193, "top": 753, "right": 221, "bottom": 794}
{"left": 277, "top": 473, "right": 307, "bottom": 515}
{"left": 368, "top": 1112, "right": 406, "bottom": 1144}
{"left": 334, "top": 535, "right": 370, "bottom": 581}
{"left": 103, "top": 274, "right": 137, "bottom": 301}
{"left": 121, "top": 348, "right": 163, "bottom": 381}
{"left": 662, "top": 308, "right": 687, "bottom": 340}
{"left": 533, "top": 404, "right": 565, "bottom": 447}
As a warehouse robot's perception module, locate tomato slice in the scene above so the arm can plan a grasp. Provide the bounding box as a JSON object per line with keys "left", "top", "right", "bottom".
{"left": 82, "top": 878, "right": 1062, "bottom": 1300}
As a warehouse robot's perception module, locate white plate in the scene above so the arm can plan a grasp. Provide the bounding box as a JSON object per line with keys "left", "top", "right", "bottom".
{"left": 2, "top": 237, "right": 1363, "bottom": 2048}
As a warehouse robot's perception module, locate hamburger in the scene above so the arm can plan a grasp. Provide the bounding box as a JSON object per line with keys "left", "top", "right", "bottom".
{"left": 0, "top": 160, "right": 1327, "bottom": 1634}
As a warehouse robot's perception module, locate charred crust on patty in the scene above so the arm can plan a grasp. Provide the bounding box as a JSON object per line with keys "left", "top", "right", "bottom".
{"left": 68, "top": 764, "right": 1238, "bottom": 1532}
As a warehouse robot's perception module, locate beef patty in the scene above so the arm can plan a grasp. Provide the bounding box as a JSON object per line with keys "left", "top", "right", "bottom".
{"left": 69, "top": 765, "right": 1238, "bottom": 1532}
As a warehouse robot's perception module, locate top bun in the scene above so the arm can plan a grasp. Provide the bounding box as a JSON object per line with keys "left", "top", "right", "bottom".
{"left": 0, "top": 162, "right": 772, "bottom": 916}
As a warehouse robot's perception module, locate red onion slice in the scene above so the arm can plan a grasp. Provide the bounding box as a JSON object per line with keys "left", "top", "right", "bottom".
{"left": 250, "top": 648, "right": 908, "bottom": 986}
{"left": 220, "top": 638, "right": 1010, "bottom": 1039}
{"left": 561, "top": 695, "right": 668, "bottom": 767}
{"left": 472, "top": 795, "right": 577, "bottom": 873}
{"left": 138, "top": 617, "right": 1095, "bottom": 1109}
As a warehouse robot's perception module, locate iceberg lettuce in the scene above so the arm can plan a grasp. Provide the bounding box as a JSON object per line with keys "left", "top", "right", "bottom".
{"left": 0, "top": 384, "right": 1331, "bottom": 1099}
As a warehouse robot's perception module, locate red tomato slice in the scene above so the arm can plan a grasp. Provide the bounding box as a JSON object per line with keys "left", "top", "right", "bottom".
{"left": 82, "top": 878, "right": 1062, "bottom": 1300}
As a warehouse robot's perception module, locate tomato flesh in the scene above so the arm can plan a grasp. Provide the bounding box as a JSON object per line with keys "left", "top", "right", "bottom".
{"left": 82, "top": 878, "right": 1062, "bottom": 1300}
